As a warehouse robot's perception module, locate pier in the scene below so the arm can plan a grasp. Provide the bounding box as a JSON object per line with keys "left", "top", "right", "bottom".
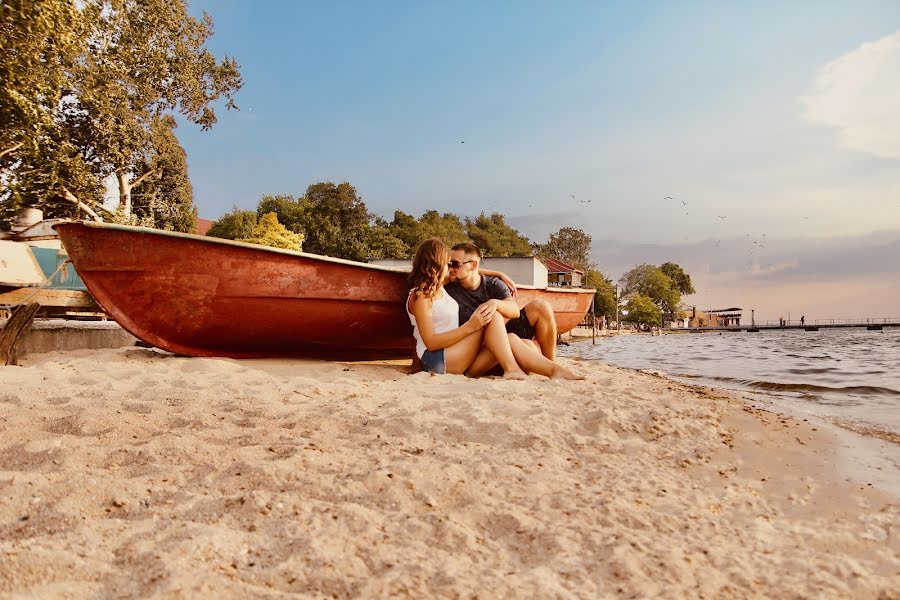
{"left": 679, "top": 318, "right": 899, "bottom": 333}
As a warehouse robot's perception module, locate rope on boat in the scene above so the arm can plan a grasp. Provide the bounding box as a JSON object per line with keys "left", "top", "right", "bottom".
{"left": 1, "top": 258, "right": 73, "bottom": 310}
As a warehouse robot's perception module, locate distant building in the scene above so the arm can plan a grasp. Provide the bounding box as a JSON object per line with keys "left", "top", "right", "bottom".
{"left": 195, "top": 218, "right": 215, "bottom": 235}
{"left": 675, "top": 306, "right": 742, "bottom": 328}
{"left": 540, "top": 257, "right": 583, "bottom": 288}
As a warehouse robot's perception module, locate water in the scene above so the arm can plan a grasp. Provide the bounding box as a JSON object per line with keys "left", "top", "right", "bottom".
{"left": 560, "top": 328, "right": 900, "bottom": 440}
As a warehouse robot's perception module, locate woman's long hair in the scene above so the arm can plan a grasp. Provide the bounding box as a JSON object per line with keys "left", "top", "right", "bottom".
{"left": 409, "top": 238, "right": 449, "bottom": 300}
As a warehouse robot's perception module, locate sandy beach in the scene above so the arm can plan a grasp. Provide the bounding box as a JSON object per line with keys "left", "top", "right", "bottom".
{"left": 1, "top": 347, "right": 898, "bottom": 598}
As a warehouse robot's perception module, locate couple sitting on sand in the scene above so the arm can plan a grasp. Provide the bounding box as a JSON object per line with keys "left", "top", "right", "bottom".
{"left": 405, "top": 239, "right": 582, "bottom": 379}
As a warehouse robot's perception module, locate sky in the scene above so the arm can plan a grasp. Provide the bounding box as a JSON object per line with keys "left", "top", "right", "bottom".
{"left": 174, "top": 0, "right": 900, "bottom": 322}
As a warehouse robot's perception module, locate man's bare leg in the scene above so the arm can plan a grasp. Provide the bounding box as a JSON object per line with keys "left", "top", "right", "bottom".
{"left": 524, "top": 299, "right": 557, "bottom": 361}
{"left": 508, "top": 334, "right": 584, "bottom": 380}
{"left": 484, "top": 314, "right": 526, "bottom": 379}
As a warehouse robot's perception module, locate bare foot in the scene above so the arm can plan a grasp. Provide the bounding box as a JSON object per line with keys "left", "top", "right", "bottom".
{"left": 551, "top": 365, "right": 585, "bottom": 380}
{"left": 503, "top": 368, "right": 528, "bottom": 380}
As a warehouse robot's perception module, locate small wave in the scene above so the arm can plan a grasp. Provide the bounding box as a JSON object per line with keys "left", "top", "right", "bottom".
{"left": 704, "top": 376, "right": 900, "bottom": 397}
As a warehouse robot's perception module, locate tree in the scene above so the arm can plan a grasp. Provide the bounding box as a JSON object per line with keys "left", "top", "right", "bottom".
{"left": 465, "top": 212, "right": 531, "bottom": 257}
{"left": 534, "top": 227, "right": 593, "bottom": 270}
{"left": 415, "top": 210, "right": 469, "bottom": 248}
{"left": 620, "top": 263, "right": 682, "bottom": 323}
{"left": 240, "top": 212, "right": 303, "bottom": 251}
{"left": 0, "top": 0, "right": 84, "bottom": 163}
{"left": 623, "top": 294, "right": 662, "bottom": 328}
{"left": 660, "top": 262, "right": 695, "bottom": 295}
{"left": 0, "top": 0, "right": 106, "bottom": 223}
{"left": 256, "top": 194, "right": 305, "bottom": 232}
{"left": 131, "top": 115, "right": 196, "bottom": 232}
{"left": 293, "top": 182, "right": 373, "bottom": 260}
{"left": 384, "top": 210, "right": 420, "bottom": 252}
{"left": 584, "top": 270, "right": 617, "bottom": 319}
{"left": 365, "top": 223, "right": 407, "bottom": 259}
{"left": 207, "top": 208, "right": 257, "bottom": 240}
{"left": 74, "top": 0, "right": 242, "bottom": 217}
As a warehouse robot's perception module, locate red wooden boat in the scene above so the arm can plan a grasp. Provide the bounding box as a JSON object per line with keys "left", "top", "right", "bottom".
{"left": 53, "top": 221, "right": 595, "bottom": 360}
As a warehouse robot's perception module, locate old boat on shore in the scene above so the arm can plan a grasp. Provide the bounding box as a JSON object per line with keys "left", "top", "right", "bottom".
{"left": 53, "top": 221, "right": 595, "bottom": 360}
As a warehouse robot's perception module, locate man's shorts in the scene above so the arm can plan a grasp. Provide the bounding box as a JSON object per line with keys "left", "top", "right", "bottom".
{"left": 505, "top": 310, "right": 536, "bottom": 340}
{"left": 419, "top": 348, "right": 446, "bottom": 374}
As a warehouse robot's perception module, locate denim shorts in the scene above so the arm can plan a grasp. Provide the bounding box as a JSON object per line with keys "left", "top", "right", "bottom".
{"left": 419, "top": 348, "right": 446, "bottom": 374}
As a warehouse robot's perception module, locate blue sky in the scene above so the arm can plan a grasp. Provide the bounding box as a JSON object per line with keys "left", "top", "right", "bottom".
{"left": 176, "top": 1, "right": 900, "bottom": 320}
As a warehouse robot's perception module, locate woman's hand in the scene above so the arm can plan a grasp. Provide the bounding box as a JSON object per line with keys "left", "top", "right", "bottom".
{"left": 467, "top": 303, "right": 495, "bottom": 331}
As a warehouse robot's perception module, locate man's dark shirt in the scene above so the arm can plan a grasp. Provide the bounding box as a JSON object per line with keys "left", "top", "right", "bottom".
{"left": 445, "top": 276, "right": 511, "bottom": 324}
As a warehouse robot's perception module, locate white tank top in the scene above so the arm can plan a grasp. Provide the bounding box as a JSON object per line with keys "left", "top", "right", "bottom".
{"left": 406, "top": 288, "right": 460, "bottom": 358}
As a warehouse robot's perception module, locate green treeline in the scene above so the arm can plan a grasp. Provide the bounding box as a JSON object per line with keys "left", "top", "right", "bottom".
{"left": 0, "top": 0, "right": 242, "bottom": 231}
{"left": 207, "top": 182, "right": 636, "bottom": 323}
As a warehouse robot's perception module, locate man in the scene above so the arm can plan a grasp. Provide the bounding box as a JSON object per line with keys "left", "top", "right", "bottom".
{"left": 444, "top": 242, "right": 559, "bottom": 362}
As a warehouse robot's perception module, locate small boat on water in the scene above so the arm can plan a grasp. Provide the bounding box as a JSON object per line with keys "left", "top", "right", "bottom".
{"left": 53, "top": 221, "right": 595, "bottom": 360}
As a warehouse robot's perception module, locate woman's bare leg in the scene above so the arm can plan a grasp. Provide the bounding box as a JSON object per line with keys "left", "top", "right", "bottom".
{"left": 444, "top": 329, "right": 485, "bottom": 374}
{"left": 508, "top": 334, "right": 584, "bottom": 380}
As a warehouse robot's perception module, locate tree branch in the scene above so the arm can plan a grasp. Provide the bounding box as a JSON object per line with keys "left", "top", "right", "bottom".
{"left": 59, "top": 187, "right": 107, "bottom": 222}
{"left": 0, "top": 142, "right": 24, "bottom": 160}
{"left": 130, "top": 168, "right": 161, "bottom": 189}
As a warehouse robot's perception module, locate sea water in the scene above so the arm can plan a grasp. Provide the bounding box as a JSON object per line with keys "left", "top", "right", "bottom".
{"left": 560, "top": 327, "right": 900, "bottom": 440}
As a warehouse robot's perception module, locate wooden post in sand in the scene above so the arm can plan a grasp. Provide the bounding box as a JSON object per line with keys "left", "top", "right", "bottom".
{"left": 0, "top": 302, "right": 40, "bottom": 366}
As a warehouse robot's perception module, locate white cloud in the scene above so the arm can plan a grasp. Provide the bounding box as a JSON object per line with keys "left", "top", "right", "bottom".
{"left": 804, "top": 31, "right": 900, "bottom": 159}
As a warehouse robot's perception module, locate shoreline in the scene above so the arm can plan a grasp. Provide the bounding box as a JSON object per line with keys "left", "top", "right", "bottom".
{"left": 1, "top": 347, "right": 898, "bottom": 596}
{"left": 563, "top": 335, "right": 900, "bottom": 499}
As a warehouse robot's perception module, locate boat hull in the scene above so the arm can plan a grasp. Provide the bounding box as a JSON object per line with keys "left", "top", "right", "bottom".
{"left": 54, "top": 222, "right": 595, "bottom": 360}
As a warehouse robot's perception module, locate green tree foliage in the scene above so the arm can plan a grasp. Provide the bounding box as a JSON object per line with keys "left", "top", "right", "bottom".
{"left": 256, "top": 194, "right": 305, "bottom": 231}
{"left": 207, "top": 208, "right": 257, "bottom": 240}
{"left": 0, "top": 0, "right": 240, "bottom": 229}
{"left": 75, "top": 0, "right": 242, "bottom": 217}
{"left": 584, "top": 270, "right": 617, "bottom": 319}
{"left": 623, "top": 294, "right": 662, "bottom": 328}
{"left": 0, "top": 0, "right": 104, "bottom": 223}
{"left": 534, "top": 227, "right": 593, "bottom": 271}
{"left": 415, "top": 210, "right": 469, "bottom": 248}
{"left": 240, "top": 212, "right": 303, "bottom": 251}
{"left": 365, "top": 223, "right": 408, "bottom": 259}
{"left": 292, "top": 182, "right": 373, "bottom": 260}
{"left": 465, "top": 212, "right": 532, "bottom": 257}
{"left": 620, "top": 263, "right": 682, "bottom": 323}
{"left": 383, "top": 210, "right": 419, "bottom": 252}
{"left": 660, "top": 262, "right": 695, "bottom": 295}
{"left": 131, "top": 116, "right": 196, "bottom": 232}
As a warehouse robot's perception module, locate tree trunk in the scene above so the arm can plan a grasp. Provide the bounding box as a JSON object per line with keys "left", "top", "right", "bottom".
{"left": 117, "top": 171, "right": 131, "bottom": 217}
{"left": 116, "top": 169, "right": 159, "bottom": 217}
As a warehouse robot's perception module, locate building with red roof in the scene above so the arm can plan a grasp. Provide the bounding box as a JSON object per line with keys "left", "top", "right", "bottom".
{"left": 195, "top": 218, "right": 215, "bottom": 236}
{"left": 539, "top": 257, "right": 584, "bottom": 288}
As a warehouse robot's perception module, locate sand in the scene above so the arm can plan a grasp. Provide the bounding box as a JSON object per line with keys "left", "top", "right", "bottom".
{"left": 0, "top": 347, "right": 897, "bottom": 598}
